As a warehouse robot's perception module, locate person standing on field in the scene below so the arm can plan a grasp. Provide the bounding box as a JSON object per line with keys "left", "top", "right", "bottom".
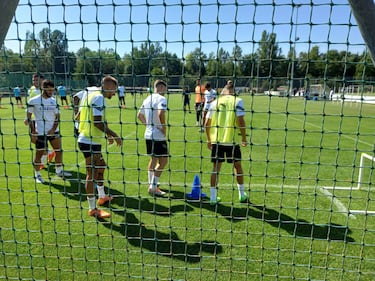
{"left": 194, "top": 79, "right": 205, "bottom": 127}
{"left": 137, "top": 79, "right": 169, "bottom": 197}
{"left": 201, "top": 82, "right": 217, "bottom": 130}
{"left": 118, "top": 83, "right": 126, "bottom": 108}
{"left": 182, "top": 86, "right": 191, "bottom": 113}
{"left": 77, "top": 75, "right": 123, "bottom": 219}
{"left": 57, "top": 82, "right": 69, "bottom": 108}
{"left": 205, "top": 82, "right": 249, "bottom": 205}
{"left": 25, "top": 74, "right": 55, "bottom": 168}
{"left": 14, "top": 85, "right": 24, "bottom": 108}
{"left": 26, "top": 79, "right": 72, "bottom": 184}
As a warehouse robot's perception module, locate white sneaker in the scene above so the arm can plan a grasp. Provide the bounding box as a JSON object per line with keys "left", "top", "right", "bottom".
{"left": 56, "top": 171, "right": 72, "bottom": 178}
{"left": 35, "top": 175, "right": 45, "bottom": 184}
{"left": 148, "top": 187, "right": 166, "bottom": 197}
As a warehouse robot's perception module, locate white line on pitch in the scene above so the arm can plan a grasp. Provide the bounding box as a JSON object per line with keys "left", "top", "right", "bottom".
{"left": 319, "top": 187, "right": 356, "bottom": 219}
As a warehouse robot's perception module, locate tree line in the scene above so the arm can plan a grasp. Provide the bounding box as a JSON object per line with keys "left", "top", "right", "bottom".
{"left": 1, "top": 28, "right": 374, "bottom": 92}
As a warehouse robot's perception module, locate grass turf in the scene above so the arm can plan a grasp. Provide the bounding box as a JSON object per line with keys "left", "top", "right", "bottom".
{"left": 0, "top": 93, "right": 374, "bottom": 280}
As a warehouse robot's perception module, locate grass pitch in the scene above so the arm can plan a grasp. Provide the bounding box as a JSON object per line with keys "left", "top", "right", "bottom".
{"left": 0, "top": 93, "right": 374, "bottom": 280}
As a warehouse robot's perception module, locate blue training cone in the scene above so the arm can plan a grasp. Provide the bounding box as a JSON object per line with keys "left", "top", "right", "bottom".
{"left": 187, "top": 174, "right": 208, "bottom": 200}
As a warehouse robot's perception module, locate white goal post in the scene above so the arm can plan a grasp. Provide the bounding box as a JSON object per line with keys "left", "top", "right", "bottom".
{"left": 323, "top": 153, "right": 375, "bottom": 215}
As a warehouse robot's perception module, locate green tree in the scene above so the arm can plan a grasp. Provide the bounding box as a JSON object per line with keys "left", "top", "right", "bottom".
{"left": 184, "top": 48, "right": 207, "bottom": 77}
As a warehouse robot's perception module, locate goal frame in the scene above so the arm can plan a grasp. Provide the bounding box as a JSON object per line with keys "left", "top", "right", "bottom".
{"left": 323, "top": 153, "right": 375, "bottom": 215}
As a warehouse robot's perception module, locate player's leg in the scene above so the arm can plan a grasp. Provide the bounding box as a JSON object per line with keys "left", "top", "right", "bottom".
{"left": 50, "top": 135, "right": 70, "bottom": 177}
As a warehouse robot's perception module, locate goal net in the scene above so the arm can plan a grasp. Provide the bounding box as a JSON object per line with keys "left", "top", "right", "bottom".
{"left": 0, "top": 1, "right": 374, "bottom": 280}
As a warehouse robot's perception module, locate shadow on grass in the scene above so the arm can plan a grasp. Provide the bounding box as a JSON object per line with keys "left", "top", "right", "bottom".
{"left": 103, "top": 189, "right": 221, "bottom": 263}
{"left": 49, "top": 179, "right": 222, "bottom": 262}
{"left": 47, "top": 170, "right": 87, "bottom": 201}
{"left": 101, "top": 210, "right": 222, "bottom": 263}
{"left": 170, "top": 190, "right": 354, "bottom": 242}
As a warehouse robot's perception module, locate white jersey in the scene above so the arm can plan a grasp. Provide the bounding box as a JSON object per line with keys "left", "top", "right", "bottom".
{"left": 138, "top": 93, "right": 167, "bottom": 141}
{"left": 204, "top": 88, "right": 217, "bottom": 110}
{"left": 27, "top": 94, "right": 59, "bottom": 135}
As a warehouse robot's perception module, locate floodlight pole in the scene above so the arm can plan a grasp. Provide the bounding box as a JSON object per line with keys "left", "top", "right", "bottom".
{"left": 290, "top": 4, "right": 301, "bottom": 96}
{"left": 0, "top": 0, "right": 19, "bottom": 49}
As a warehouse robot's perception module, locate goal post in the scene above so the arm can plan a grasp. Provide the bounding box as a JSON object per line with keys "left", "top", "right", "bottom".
{"left": 349, "top": 0, "right": 375, "bottom": 65}
{"left": 0, "top": 0, "right": 19, "bottom": 49}
{"left": 323, "top": 153, "right": 375, "bottom": 216}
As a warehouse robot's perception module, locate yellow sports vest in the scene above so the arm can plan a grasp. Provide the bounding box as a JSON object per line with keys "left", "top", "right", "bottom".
{"left": 29, "top": 86, "right": 41, "bottom": 99}
{"left": 209, "top": 95, "right": 238, "bottom": 145}
{"left": 79, "top": 91, "right": 104, "bottom": 142}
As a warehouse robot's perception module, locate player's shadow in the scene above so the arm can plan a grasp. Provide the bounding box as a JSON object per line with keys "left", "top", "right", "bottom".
{"left": 101, "top": 189, "right": 221, "bottom": 263}
{"left": 46, "top": 170, "right": 87, "bottom": 201}
{"left": 170, "top": 190, "right": 354, "bottom": 242}
{"left": 100, "top": 209, "right": 222, "bottom": 263}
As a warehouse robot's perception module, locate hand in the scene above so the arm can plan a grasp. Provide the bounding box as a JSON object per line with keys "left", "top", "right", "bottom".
{"left": 207, "top": 141, "right": 212, "bottom": 150}
{"left": 47, "top": 129, "right": 55, "bottom": 136}
{"left": 241, "top": 141, "right": 248, "bottom": 147}
{"left": 107, "top": 136, "right": 114, "bottom": 144}
{"left": 114, "top": 137, "right": 122, "bottom": 146}
{"left": 31, "top": 132, "right": 37, "bottom": 144}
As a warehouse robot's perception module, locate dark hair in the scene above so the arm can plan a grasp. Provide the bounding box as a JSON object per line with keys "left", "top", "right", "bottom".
{"left": 42, "top": 79, "right": 54, "bottom": 89}
{"left": 205, "top": 82, "right": 211, "bottom": 89}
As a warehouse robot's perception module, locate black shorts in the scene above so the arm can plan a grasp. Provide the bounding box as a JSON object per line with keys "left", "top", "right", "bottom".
{"left": 195, "top": 103, "right": 203, "bottom": 111}
{"left": 211, "top": 144, "right": 242, "bottom": 163}
{"left": 146, "top": 140, "right": 168, "bottom": 157}
{"left": 15, "top": 97, "right": 21, "bottom": 101}
{"left": 60, "top": 96, "right": 67, "bottom": 100}
{"left": 78, "top": 142, "right": 102, "bottom": 159}
{"left": 35, "top": 133, "right": 60, "bottom": 149}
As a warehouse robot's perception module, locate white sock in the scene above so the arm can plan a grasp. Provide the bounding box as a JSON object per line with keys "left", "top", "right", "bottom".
{"left": 97, "top": 185, "right": 106, "bottom": 198}
{"left": 210, "top": 187, "right": 217, "bottom": 201}
{"left": 149, "top": 176, "right": 159, "bottom": 190}
{"left": 55, "top": 166, "right": 62, "bottom": 174}
{"left": 237, "top": 184, "right": 245, "bottom": 197}
{"left": 148, "top": 171, "right": 153, "bottom": 185}
{"left": 41, "top": 154, "right": 47, "bottom": 164}
{"left": 35, "top": 171, "right": 41, "bottom": 177}
{"left": 87, "top": 196, "right": 96, "bottom": 210}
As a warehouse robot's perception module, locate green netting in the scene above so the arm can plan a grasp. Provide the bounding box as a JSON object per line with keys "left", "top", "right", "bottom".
{"left": 0, "top": 1, "right": 374, "bottom": 280}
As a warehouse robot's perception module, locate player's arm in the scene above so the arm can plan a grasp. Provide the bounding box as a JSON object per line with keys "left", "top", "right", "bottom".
{"left": 237, "top": 115, "right": 247, "bottom": 147}
{"left": 137, "top": 111, "right": 146, "bottom": 125}
{"left": 93, "top": 115, "right": 122, "bottom": 146}
{"left": 48, "top": 113, "right": 60, "bottom": 135}
{"left": 158, "top": 109, "right": 166, "bottom": 136}
{"left": 205, "top": 118, "right": 212, "bottom": 150}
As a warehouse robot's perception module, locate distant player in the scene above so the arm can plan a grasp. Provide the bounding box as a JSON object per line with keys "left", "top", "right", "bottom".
{"left": 201, "top": 82, "right": 217, "bottom": 131}
{"left": 14, "top": 85, "right": 24, "bottom": 108}
{"left": 118, "top": 83, "right": 126, "bottom": 108}
{"left": 57, "top": 82, "right": 69, "bottom": 108}
{"left": 194, "top": 79, "right": 205, "bottom": 127}
{"left": 182, "top": 86, "right": 191, "bottom": 113}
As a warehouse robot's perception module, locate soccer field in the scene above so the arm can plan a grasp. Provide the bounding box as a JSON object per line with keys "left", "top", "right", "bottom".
{"left": 0, "top": 94, "right": 374, "bottom": 280}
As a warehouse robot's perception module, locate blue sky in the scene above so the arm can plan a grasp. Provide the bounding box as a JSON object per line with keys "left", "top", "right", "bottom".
{"left": 4, "top": 0, "right": 366, "bottom": 58}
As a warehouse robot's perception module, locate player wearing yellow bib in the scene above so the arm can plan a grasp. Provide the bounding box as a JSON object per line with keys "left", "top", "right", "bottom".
{"left": 205, "top": 81, "right": 249, "bottom": 205}
{"left": 28, "top": 74, "right": 43, "bottom": 100}
{"left": 77, "top": 75, "right": 123, "bottom": 219}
